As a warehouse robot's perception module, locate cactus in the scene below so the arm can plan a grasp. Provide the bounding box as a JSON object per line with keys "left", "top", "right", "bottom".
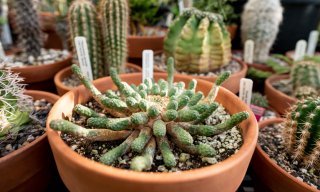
{"left": 100, "top": 0, "right": 128, "bottom": 74}
{"left": 164, "top": 8, "right": 231, "bottom": 73}
{"left": 50, "top": 57, "right": 249, "bottom": 171}
{"left": 0, "top": 62, "right": 33, "bottom": 140}
{"left": 241, "top": 0, "right": 283, "bottom": 63}
{"left": 68, "top": 0, "right": 104, "bottom": 80}
{"left": 282, "top": 96, "right": 320, "bottom": 168}
{"left": 14, "top": 0, "right": 42, "bottom": 58}
{"left": 251, "top": 93, "right": 269, "bottom": 109}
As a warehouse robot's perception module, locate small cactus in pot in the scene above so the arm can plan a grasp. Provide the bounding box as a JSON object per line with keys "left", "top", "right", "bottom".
{"left": 251, "top": 93, "right": 269, "bottom": 110}
{"left": 49, "top": 57, "right": 249, "bottom": 171}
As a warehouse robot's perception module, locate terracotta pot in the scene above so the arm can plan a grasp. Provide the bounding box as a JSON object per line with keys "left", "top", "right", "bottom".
{"left": 127, "top": 27, "right": 167, "bottom": 59}
{"left": 46, "top": 72, "right": 258, "bottom": 192}
{"left": 226, "top": 25, "right": 238, "bottom": 40}
{"left": 251, "top": 118, "right": 318, "bottom": 192}
{"left": 268, "top": 107, "right": 281, "bottom": 118}
{"left": 264, "top": 74, "right": 296, "bottom": 115}
{"left": 6, "top": 50, "right": 72, "bottom": 93}
{"left": 285, "top": 50, "right": 320, "bottom": 61}
{"left": 154, "top": 56, "right": 247, "bottom": 94}
{"left": 54, "top": 63, "right": 143, "bottom": 96}
{"left": 0, "top": 90, "right": 60, "bottom": 192}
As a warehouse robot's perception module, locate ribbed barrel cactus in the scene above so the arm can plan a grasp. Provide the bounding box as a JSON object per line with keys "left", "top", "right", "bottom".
{"left": 164, "top": 8, "right": 231, "bottom": 73}
{"left": 290, "top": 60, "right": 320, "bottom": 99}
{"left": 251, "top": 93, "right": 269, "bottom": 110}
{"left": 0, "top": 62, "right": 33, "bottom": 140}
{"left": 282, "top": 96, "right": 320, "bottom": 168}
{"left": 50, "top": 57, "right": 249, "bottom": 171}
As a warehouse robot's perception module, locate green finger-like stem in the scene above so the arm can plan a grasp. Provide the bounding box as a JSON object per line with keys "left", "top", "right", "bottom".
{"left": 74, "top": 104, "right": 100, "bottom": 118}
{"left": 138, "top": 83, "right": 147, "bottom": 92}
{"left": 170, "top": 96, "right": 178, "bottom": 101}
{"left": 130, "top": 84, "right": 139, "bottom": 92}
{"left": 151, "top": 84, "right": 160, "bottom": 95}
{"left": 167, "top": 100, "right": 178, "bottom": 110}
{"left": 100, "top": 130, "right": 140, "bottom": 165}
{"left": 160, "top": 90, "right": 167, "bottom": 97}
{"left": 176, "top": 110, "right": 200, "bottom": 122}
{"left": 106, "top": 118, "right": 132, "bottom": 131}
{"left": 189, "top": 103, "right": 209, "bottom": 114}
{"left": 188, "top": 92, "right": 204, "bottom": 107}
{"left": 156, "top": 136, "right": 176, "bottom": 168}
{"left": 87, "top": 117, "right": 109, "bottom": 128}
{"left": 160, "top": 81, "right": 168, "bottom": 92}
{"left": 131, "top": 137, "right": 156, "bottom": 171}
{"left": 187, "top": 79, "right": 197, "bottom": 91}
{"left": 171, "top": 137, "right": 215, "bottom": 157}
{"left": 131, "top": 92, "right": 141, "bottom": 102}
{"left": 178, "top": 90, "right": 194, "bottom": 99}
{"left": 50, "top": 119, "right": 131, "bottom": 141}
{"left": 188, "top": 111, "right": 250, "bottom": 136}
{"left": 153, "top": 120, "right": 166, "bottom": 138}
{"left": 167, "top": 57, "right": 174, "bottom": 88}
{"left": 215, "top": 71, "right": 231, "bottom": 85}
{"left": 110, "top": 67, "right": 122, "bottom": 91}
{"left": 139, "top": 90, "right": 147, "bottom": 99}
{"left": 126, "top": 97, "right": 140, "bottom": 112}
{"left": 168, "top": 87, "right": 178, "bottom": 97}
{"left": 144, "top": 78, "right": 153, "bottom": 91}
{"left": 106, "top": 90, "right": 120, "bottom": 99}
{"left": 175, "top": 82, "right": 185, "bottom": 96}
{"left": 194, "top": 102, "right": 219, "bottom": 124}
{"left": 158, "top": 78, "right": 165, "bottom": 85}
{"left": 167, "top": 125, "right": 193, "bottom": 146}
{"left": 131, "top": 127, "right": 153, "bottom": 152}
{"left": 100, "top": 97, "right": 128, "bottom": 112}
{"left": 139, "top": 99, "right": 148, "bottom": 111}
{"left": 131, "top": 112, "right": 148, "bottom": 125}
{"left": 162, "top": 110, "right": 178, "bottom": 122}
{"left": 121, "top": 82, "right": 136, "bottom": 98}
{"left": 148, "top": 105, "right": 160, "bottom": 118}
{"left": 177, "top": 95, "right": 190, "bottom": 110}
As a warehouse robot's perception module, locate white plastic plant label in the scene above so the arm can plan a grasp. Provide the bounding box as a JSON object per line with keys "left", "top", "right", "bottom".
{"left": 306, "top": 30, "right": 319, "bottom": 57}
{"left": 244, "top": 40, "right": 254, "bottom": 63}
{"left": 74, "top": 36, "right": 93, "bottom": 81}
{"left": 1, "top": 1, "right": 12, "bottom": 45}
{"left": 239, "top": 78, "right": 253, "bottom": 106}
{"left": 178, "top": 0, "right": 184, "bottom": 14}
{"left": 142, "top": 50, "right": 154, "bottom": 82}
{"left": 0, "top": 41, "right": 6, "bottom": 60}
{"left": 166, "top": 12, "right": 174, "bottom": 27}
{"left": 294, "top": 40, "right": 307, "bottom": 61}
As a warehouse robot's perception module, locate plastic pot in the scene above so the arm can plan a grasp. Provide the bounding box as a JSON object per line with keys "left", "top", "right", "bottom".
{"left": 0, "top": 90, "right": 60, "bottom": 192}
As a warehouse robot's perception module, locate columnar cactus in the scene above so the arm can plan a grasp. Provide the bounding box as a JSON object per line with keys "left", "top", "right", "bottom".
{"left": 0, "top": 62, "right": 33, "bottom": 140}
{"left": 50, "top": 57, "right": 249, "bottom": 171}
{"left": 241, "top": 0, "right": 283, "bottom": 63}
{"left": 164, "top": 8, "right": 231, "bottom": 73}
{"left": 14, "top": 0, "right": 42, "bottom": 58}
{"left": 100, "top": 0, "right": 128, "bottom": 74}
{"left": 282, "top": 96, "right": 320, "bottom": 168}
{"left": 251, "top": 93, "right": 269, "bottom": 109}
{"left": 68, "top": 0, "right": 104, "bottom": 79}
{"left": 290, "top": 60, "right": 320, "bottom": 99}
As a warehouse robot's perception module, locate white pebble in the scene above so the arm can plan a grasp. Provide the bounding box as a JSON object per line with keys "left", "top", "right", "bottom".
{"left": 202, "top": 157, "right": 218, "bottom": 164}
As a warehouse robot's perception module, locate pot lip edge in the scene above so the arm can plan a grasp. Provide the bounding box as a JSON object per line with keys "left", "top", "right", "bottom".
{"left": 265, "top": 74, "right": 297, "bottom": 102}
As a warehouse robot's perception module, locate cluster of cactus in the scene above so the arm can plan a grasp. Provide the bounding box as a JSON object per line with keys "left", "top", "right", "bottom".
{"left": 251, "top": 93, "right": 269, "bottom": 110}
{"left": 50, "top": 57, "right": 249, "bottom": 171}
{"left": 290, "top": 60, "right": 320, "bottom": 99}
{"left": 241, "top": 0, "right": 283, "bottom": 63}
{"left": 0, "top": 62, "right": 33, "bottom": 141}
{"left": 14, "top": 0, "right": 42, "bottom": 58}
{"left": 282, "top": 96, "right": 320, "bottom": 168}
{"left": 164, "top": 8, "right": 231, "bottom": 73}
{"left": 68, "top": 0, "right": 128, "bottom": 79}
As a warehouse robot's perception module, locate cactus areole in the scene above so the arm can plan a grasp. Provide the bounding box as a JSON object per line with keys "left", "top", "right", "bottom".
{"left": 50, "top": 57, "right": 249, "bottom": 172}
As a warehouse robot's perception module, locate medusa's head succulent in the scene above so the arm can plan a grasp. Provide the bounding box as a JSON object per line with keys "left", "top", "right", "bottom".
{"left": 50, "top": 57, "right": 249, "bottom": 171}
{"left": 0, "top": 62, "right": 33, "bottom": 140}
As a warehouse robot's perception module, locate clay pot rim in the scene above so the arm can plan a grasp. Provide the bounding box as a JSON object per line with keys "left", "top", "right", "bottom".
{"left": 154, "top": 56, "right": 247, "bottom": 78}
{"left": 54, "top": 63, "right": 142, "bottom": 93}
{"left": 265, "top": 74, "right": 297, "bottom": 102}
{"left": 127, "top": 26, "right": 168, "bottom": 39}
{"left": 285, "top": 50, "right": 320, "bottom": 61}
{"left": 257, "top": 118, "right": 318, "bottom": 191}
{"left": 0, "top": 90, "right": 60, "bottom": 164}
{"left": 268, "top": 106, "right": 281, "bottom": 118}
{"left": 47, "top": 72, "right": 258, "bottom": 182}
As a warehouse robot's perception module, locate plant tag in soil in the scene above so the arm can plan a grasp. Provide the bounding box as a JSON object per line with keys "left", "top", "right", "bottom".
{"left": 74, "top": 36, "right": 93, "bottom": 81}
{"left": 294, "top": 40, "right": 307, "bottom": 61}
{"left": 0, "top": 41, "right": 6, "bottom": 60}
{"left": 244, "top": 40, "right": 254, "bottom": 63}
{"left": 239, "top": 78, "right": 253, "bottom": 106}
{"left": 178, "top": 0, "right": 184, "bottom": 14}
{"left": 142, "top": 50, "right": 153, "bottom": 82}
{"left": 250, "top": 105, "right": 265, "bottom": 121}
{"left": 306, "top": 30, "right": 319, "bottom": 57}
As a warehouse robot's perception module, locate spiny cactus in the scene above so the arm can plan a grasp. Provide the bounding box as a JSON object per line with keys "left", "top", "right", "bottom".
{"left": 282, "top": 96, "right": 320, "bottom": 168}
{"left": 68, "top": 0, "right": 104, "bottom": 80}
{"left": 50, "top": 57, "right": 249, "bottom": 171}
{"left": 241, "top": 0, "right": 283, "bottom": 63}
{"left": 14, "top": 0, "right": 42, "bottom": 58}
{"left": 164, "top": 8, "right": 231, "bottom": 73}
{"left": 100, "top": 0, "right": 128, "bottom": 74}
{"left": 251, "top": 93, "right": 269, "bottom": 110}
{"left": 290, "top": 60, "right": 320, "bottom": 99}
{"left": 0, "top": 62, "right": 33, "bottom": 140}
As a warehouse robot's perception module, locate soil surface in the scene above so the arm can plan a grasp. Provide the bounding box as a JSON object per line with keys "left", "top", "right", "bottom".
{"left": 0, "top": 99, "right": 51, "bottom": 158}
{"left": 271, "top": 79, "right": 293, "bottom": 96}
{"left": 60, "top": 93, "right": 244, "bottom": 172}
{"left": 259, "top": 123, "right": 320, "bottom": 189}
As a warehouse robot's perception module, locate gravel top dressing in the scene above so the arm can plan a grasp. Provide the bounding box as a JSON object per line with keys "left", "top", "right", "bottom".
{"left": 60, "top": 93, "right": 244, "bottom": 172}
{"left": 0, "top": 99, "right": 51, "bottom": 158}
{"left": 154, "top": 53, "right": 242, "bottom": 77}
{"left": 271, "top": 79, "right": 293, "bottom": 96}
{"left": 259, "top": 123, "right": 320, "bottom": 189}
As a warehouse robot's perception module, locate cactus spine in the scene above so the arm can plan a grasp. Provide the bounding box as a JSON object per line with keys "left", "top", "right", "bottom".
{"left": 68, "top": 0, "right": 104, "bottom": 80}
{"left": 50, "top": 57, "right": 249, "bottom": 171}
{"left": 164, "top": 8, "right": 231, "bottom": 73}
{"left": 241, "top": 0, "right": 283, "bottom": 63}
{"left": 14, "top": 0, "right": 42, "bottom": 58}
{"left": 282, "top": 97, "right": 320, "bottom": 168}
{"left": 100, "top": 0, "right": 128, "bottom": 74}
